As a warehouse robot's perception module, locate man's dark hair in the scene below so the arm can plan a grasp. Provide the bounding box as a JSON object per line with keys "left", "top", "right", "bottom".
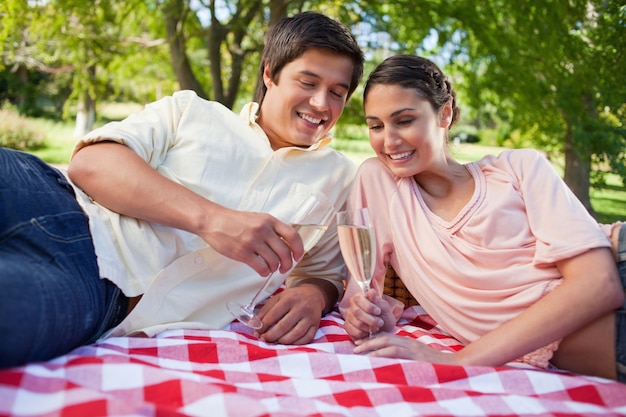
{"left": 254, "top": 11, "right": 364, "bottom": 105}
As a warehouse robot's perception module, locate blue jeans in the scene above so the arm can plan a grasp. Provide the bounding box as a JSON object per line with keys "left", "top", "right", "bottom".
{"left": 0, "top": 148, "right": 126, "bottom": 369}
{"left": 615, "top": 224, "right": 626, "bottom": 383}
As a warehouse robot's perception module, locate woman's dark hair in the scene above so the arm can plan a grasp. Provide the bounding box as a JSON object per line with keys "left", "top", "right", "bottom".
{"left": 254, "top": 11, "right": 364, "bottom": 105}
{"left": 363, "top": 55, "right": 460, "bottom": 128}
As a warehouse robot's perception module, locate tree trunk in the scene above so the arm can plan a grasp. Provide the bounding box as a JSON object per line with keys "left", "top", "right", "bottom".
{"left": 563, "top": 124, "right": 595, "bottom": 217}
{"left": 226, "top": 0, "right": 263, "bottom": 108}
{"left": 163, "top": 0, "right": 207, "bottom": 99}
{"left": 268, "top": 0, "right": 290, "bottom": 27}
{"left": 208, "top": 0, "right": 262, "bottom": 108}
{"left": 15, "top": 64, "right": 28, "bottom": 108}
{"left": 73, "top": 65, "right": 96, "bottom": 138}
{"left": 207, "top": 12, "right": 226, "bottom": 105}
{"left": 73, "top": 89, "right": 95, "bottom": 138}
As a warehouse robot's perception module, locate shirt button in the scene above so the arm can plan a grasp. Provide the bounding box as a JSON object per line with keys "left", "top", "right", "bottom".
{"left": 194, "top": 256, "right": 203, "bottom": 265}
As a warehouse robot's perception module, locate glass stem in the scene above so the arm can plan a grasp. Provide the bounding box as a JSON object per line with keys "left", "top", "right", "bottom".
{"left": 362, "top": 281, "right": 374, "bottom": 338}
{"left": 246, "top": 264, "right": 280, "bottom": 310}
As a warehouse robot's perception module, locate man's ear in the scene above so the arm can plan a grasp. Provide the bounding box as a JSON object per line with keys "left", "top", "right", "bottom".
{"left": 262, "top": 59, "right": 273, "bottom": 88}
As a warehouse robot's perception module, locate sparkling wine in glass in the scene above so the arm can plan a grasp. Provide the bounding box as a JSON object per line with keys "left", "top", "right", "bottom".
{"left": 227, "top": 192, "right": 334, "bottom": 329}
{"left": 336, "top": 207, "right": 377, "bottom": 337}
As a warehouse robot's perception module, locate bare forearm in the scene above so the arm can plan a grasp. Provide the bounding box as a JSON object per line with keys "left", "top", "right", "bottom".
{"left": 68, "top": 141, "right": 304, "bottom": 277}
{"left": 293, "top": 278, "right": 340, "bottom": 315}
{"left": 68, "top": 141, "right": 213, "bottom": 233}
{"left": 457, "top": 248, "right": 623, "bottom": 367}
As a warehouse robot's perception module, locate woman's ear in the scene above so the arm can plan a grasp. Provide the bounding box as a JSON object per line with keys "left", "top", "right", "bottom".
{"left": 440, "top": 101, "right": 453, "bottom": 129}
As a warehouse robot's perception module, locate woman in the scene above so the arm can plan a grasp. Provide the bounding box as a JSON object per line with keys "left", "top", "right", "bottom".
{"left": 339, "top": 54, "right": 626, "bottom": 382}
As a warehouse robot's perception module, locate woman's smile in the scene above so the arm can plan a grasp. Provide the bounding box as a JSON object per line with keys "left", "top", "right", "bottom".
{"left": 387, "top": 150, "right": 415, "bottom": 161}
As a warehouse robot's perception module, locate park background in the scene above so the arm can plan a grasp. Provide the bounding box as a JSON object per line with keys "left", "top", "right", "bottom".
{"left": 1, "top": 0, "right": 624, "bottom": 222}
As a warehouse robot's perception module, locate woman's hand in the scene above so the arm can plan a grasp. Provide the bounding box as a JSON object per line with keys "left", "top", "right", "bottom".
{"left": 609, "top": 222, "right": 624, "bottom": 261}
{"left": 353, "top": 333, "right": 459, "bottom": 365}
{"left": 343, "top": 288, "right": 397, "bottom": 340}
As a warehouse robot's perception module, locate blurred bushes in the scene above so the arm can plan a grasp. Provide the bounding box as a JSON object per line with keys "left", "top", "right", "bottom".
{"left": 0, "top": 108, "right": 45, "bottom": 150}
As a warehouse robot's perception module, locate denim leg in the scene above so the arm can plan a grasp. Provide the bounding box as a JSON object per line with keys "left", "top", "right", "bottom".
{"left": 0, "top": 148, "right": 114, "bottom": 368}
{"left": 615, "top": 224, "right": 626, "bottom": 383}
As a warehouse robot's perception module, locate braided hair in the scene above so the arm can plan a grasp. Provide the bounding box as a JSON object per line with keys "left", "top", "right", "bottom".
{"left": 363, "top": 55, "right": 460, "bottom": 131}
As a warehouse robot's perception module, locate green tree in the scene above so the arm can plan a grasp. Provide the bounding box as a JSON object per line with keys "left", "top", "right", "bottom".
{"left": 158, "top": 0, "right": 362, "bottom": 109}
{"left": 462, "top": 0, "right": 625, "bottom": 215}
{"left": 0, "top": 0, "right": 73, "bottom": 114}
{"left": 0, "top": 0, "right": 173, "bottom": 132}
{"left": 159, "top": 0, "right": 296, "bottom": 108}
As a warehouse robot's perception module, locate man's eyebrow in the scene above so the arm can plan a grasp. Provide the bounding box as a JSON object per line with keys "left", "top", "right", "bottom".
{"left": 299, "top": 70, "right": 350, "bottom": 91}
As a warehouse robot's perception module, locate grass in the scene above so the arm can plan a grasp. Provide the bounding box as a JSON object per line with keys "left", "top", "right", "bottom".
{"left": 590, "top": 181, "right": 626, "bottom": 224}
{"left": 23, "top": 102, "right": 144, "bottom": 165}
{"left": 26, "top": 118, "right": 77, "bottom": 164}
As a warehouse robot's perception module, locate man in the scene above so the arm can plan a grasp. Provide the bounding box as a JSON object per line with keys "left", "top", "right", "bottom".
{"left": 0, "top": 11, "right": 364, "bottom": 368}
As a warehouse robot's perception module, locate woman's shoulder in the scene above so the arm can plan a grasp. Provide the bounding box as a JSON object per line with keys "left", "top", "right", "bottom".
{"left": 480, "top": 148, "right": 547, "bottom": 164}
{"left": 358, "top": 157, "right": 394, "bottom": 177}
{"left": 355, "top": 157, "right": 402, "bottom": 186}
{"left": 477, "top": 148, "right": 552, "bottom": 175}
{"left": 350, "top": 157, "right": 405, "bottom": 202}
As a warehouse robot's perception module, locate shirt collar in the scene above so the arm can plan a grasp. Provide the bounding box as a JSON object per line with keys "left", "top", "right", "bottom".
{"left": 239, "top": 102, "right": 333, "bottom": 151}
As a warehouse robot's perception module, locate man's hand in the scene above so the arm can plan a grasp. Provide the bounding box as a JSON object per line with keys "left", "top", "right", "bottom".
{"left": 69, "top": 142, "right": 305, "bottom": 277}
{"left": 254, "top": 280, "right": 337, "bottom": 344}
{"left": 200, "top": 209, "right": 305, "bottom": 277}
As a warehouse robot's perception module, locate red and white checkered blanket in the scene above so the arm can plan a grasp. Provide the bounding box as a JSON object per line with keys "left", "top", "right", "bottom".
{"left": 1, "top": 306, "right": 625, "bottom": 417}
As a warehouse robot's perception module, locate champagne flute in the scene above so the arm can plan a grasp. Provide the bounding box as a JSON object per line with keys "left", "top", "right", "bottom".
{"left": 227, "top": 192, "right": 335, "bottom": 329}
{"left": 336, "top": 207, "right": 377, "bottom": 338}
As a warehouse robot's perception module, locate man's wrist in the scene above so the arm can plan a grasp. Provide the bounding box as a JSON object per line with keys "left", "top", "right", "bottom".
{"left": 295, "top": 278, "right": 339, "bottom": 316}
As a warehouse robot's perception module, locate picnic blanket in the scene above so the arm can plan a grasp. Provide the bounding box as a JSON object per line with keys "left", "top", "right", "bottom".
{"left": 1, "top": 305, "right": 625, "bottom": 417}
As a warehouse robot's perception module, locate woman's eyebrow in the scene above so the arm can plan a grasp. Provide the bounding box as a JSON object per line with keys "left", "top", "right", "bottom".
{"left": 365, "top": 108, "right": 415, "bottom": 120}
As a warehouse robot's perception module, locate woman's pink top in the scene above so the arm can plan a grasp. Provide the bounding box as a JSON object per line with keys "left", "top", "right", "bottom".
{"left": 339, "top": 149, "right": 611, "bottom": 367}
